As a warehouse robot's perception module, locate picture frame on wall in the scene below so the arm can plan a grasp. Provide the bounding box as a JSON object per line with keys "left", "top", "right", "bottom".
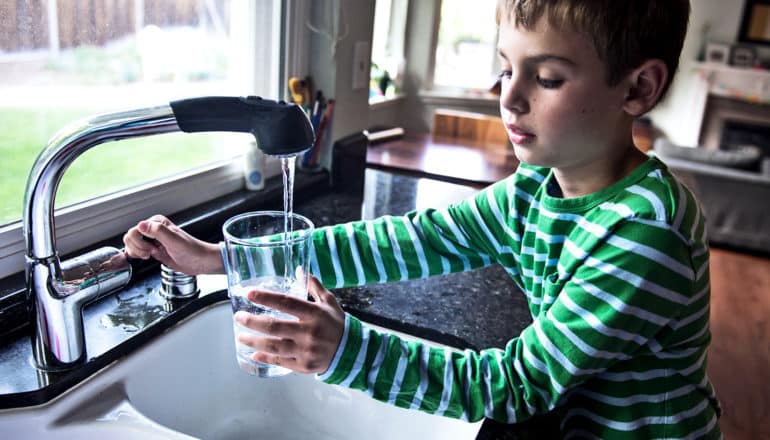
{"left": 731, "top": 45, "right": 757, "bottom": 67}
{"left": 705, "top": 42, "right": 731, "bottom": 64}
{"left": 739, "top": 0, "right": 770, "bottom": 45}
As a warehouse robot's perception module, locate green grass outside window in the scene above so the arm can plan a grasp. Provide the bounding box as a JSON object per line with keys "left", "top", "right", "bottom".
{"left": 0, "top": 108, "right": 227, "bottom": 226}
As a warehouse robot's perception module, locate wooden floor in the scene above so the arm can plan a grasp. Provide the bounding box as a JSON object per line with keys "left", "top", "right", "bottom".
{"left": 708, "top": 247, "right": 770, "bottom": 440}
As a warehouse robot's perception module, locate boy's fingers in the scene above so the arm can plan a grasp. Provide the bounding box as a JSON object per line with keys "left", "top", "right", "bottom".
{"left": 123, "top": 231, "right": 156, "bottom": 259}
{"left": 246, "top": 290, "right": 315, "bottom": 319}
{"left": 234, "top": 311, "right": 301, "bottom": 337}
{"left": 236, "top": 332, "right": 297, "bottom": 356}
{"left": 147, "top": 214, "right": 172, "bottom": 225}
{"left": 251, "top": 352, "right": 300, "bottom": 371}
{"left": 140, "top": 220, "right": 178, "bottom": 246}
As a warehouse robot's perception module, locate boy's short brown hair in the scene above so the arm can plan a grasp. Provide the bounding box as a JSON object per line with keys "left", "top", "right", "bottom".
{"left": 496, "top": 0, "right": 690, "bottom": 99}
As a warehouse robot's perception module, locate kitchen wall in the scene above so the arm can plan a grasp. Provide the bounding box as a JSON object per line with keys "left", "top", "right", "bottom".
{"left": 305, "top": 0, "right": 376, "bottom": 169}
{"left": 368, "top": 0, "right": 757, "bottom": 142}
{"left": 651, "top": 0, "right": 749, "bottom": 146}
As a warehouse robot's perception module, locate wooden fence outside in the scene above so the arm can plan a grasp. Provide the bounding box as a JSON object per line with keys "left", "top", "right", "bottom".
{"left": 1, "top": 0, "right": 206, "bottom": 53}
{"left": 1, "top": 0, "right": 49, "bottom": 51}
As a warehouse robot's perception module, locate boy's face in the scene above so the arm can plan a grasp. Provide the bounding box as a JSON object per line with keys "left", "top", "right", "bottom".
{"left": 497, "top": 16, "right": 632, "bottom": 170}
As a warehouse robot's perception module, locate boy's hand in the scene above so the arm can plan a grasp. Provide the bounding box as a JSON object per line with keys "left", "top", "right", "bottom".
{"left": 234, "top": 275, "right": 345, "bottom": 374}
{"left": 122, "top": 214, "right": 224, "bottom": 275}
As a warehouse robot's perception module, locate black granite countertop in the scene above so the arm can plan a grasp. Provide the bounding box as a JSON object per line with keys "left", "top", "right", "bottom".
{"left": 315, "top": 170, "right": 533, "bottom": 351}
{"left": 0, "top": 167, "right": 535, "bottom": 437}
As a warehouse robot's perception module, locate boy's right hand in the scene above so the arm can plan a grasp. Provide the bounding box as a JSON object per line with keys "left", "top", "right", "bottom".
{"left": 123, "top": 215, "right": 224, "bottom": 275}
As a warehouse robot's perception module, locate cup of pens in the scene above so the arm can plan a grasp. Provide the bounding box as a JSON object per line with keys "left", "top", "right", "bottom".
{"left": 288, "top": 77, "right": 335, "bottom": 171}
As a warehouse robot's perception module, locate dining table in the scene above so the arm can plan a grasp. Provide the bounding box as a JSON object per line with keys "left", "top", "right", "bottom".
{"left": 365, "top": 131, "right": 519, "bottom": 188}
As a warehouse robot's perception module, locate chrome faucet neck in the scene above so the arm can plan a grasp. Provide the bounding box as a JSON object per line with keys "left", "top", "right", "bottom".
{"left": 23, "top": 105, "right": 178, "bottom": 261}
{"left": 23, "top": 104, "right": 178, "bottom": 370}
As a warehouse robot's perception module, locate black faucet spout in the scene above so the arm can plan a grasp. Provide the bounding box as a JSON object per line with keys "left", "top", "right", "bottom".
{"left": 170, "top": 96, "right": 315, "bottom": 157}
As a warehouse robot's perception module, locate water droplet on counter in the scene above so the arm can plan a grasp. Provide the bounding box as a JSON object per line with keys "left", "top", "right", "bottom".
{"left": 99, "top": 287, "right": 168, "bottom": 333}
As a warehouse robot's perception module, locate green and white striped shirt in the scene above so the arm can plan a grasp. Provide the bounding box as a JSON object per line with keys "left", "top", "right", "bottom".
{"left": 311, "top": 156, "right": 721, "bottom": 439}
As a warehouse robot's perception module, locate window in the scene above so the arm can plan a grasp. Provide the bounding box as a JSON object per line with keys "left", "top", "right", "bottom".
{"left": 0, "top": 0, "right": 284, "bottom": 278}
{"left": 432, "top": 0, "right": 498, "bottom": 93}
{"left": 370, "top": 0, "right": 408, "bottom": 103}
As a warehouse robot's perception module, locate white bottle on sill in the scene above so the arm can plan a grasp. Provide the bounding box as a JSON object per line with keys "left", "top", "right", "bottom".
{"left": 244, "top": 141, "right": 265, "bottom": 190}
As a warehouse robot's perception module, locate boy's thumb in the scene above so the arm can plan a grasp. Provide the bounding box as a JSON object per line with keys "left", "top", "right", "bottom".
{"left": 307, "top": 274, "right": 330, "bottom": 303}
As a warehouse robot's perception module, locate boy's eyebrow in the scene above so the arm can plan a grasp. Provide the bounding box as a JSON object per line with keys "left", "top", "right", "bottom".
{"left": 497, "top": 49, "right": 577, "bottom": 67}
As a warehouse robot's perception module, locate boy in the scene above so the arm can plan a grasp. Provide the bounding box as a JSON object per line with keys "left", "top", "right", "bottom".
{"left": 124, "top": 0, "right": 722, "bottom": 437}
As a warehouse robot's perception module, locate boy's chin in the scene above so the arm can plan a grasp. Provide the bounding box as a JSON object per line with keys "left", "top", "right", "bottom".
{"left": 512, "top": 147, "right": 553, "bottom": 168}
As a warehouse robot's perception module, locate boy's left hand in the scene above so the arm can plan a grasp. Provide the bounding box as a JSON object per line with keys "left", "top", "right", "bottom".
{"left": 234, "top": 275, "right": 345, "bottom": 374}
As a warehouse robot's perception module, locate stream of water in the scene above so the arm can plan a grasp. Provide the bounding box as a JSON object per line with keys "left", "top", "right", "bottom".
{"left": 280, "top": 156, "right": 296, "bottom": 279}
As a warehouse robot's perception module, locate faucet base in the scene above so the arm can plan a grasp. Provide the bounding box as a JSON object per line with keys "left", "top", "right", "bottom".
{"left": 28, "top": 247, "right": 131, "bottom": 370}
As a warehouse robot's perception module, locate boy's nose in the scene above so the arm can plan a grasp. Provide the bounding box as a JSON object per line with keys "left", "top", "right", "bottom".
{"left": 499, "top": 76, "right": 529, "bottom": 115}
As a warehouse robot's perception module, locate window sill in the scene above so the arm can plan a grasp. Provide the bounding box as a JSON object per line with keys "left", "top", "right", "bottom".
{"left": 0, "top": 159, "right": 244, "bottom": 280}
{"left": 418, "top": 89, "right": 499, "bottom": 109}
{"left": 369, "top": 94, "right": 406, "bottom": 110}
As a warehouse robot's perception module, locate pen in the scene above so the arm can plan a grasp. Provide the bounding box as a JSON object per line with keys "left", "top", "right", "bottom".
{"left": 309, "top": 99, "right": 335, "bottom": 166}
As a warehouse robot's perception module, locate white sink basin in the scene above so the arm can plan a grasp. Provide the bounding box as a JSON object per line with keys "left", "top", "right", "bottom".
{"left": 0, "top": 299, "right": 482, "bottom": 439}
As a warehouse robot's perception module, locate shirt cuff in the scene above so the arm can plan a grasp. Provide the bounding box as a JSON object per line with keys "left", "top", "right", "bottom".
{"left": 316, "top": 313, "right": 362, "bottom": 383}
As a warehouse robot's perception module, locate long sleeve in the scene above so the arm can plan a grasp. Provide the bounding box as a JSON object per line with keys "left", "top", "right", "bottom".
{"left": 308, "top": 178, "right": 518, "bottom": 289}
{"left": 317, "top": 219, "right": 709, "bottom": 428}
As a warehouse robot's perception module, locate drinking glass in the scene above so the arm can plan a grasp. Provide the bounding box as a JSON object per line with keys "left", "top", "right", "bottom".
{"left": 222, "top": 211, "right": 314, "bottom": 377}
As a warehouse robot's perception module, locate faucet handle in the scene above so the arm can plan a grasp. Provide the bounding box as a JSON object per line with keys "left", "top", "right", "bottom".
{"left": 169, "top": 96, "right": 314, "bottom": 157}
{"left": 56, "top": 247, "right": 131, "bottom": 299}
{"left": 159, "top": 264, "right": 199, "bottom": 299}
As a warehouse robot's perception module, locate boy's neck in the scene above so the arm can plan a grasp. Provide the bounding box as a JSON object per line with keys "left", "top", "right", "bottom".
{"left": 550, "top": 141, "right": 648, "bottom": 199}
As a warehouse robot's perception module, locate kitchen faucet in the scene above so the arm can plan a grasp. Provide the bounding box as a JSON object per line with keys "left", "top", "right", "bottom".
{"left": 23, "top": 96, "right": 314, "bottom": 371}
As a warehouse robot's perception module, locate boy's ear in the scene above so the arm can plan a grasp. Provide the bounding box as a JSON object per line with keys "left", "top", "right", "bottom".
{"left": 622, "top": 59, "right": 668, "bottom": 117}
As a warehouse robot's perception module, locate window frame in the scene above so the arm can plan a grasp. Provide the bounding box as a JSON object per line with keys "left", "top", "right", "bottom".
{"left": 0, "top": 0, "right": 295, "bottom": 279}
{"left": 426, "top": 0, "right": 501, "bottom": 96}
{"left": 369, "top": 0, "right": 410, "bottom": 104}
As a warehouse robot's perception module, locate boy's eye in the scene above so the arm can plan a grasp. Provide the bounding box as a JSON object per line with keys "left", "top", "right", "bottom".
{"left": 536, "top": 75, "right": 563, "bottom": 89}
{"left": 498, "top": 70, "right": 512, "bottom": 80}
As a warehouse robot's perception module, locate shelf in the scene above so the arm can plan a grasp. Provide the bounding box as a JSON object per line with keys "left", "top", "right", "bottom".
{"left": 693, "top": 61, "right": 770, "bottom": 78}
{"left": 693, "top": 62, "right": 770, "bottom": 104}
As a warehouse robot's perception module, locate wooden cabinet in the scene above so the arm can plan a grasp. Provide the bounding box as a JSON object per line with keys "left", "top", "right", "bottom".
{"left": 432, "top": 108, "right": 510, "bottom": 149}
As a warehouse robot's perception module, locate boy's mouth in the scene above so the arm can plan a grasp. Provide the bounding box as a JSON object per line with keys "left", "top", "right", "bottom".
{"left": 505, "top": 124, "right": 535, "bottom": 144}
